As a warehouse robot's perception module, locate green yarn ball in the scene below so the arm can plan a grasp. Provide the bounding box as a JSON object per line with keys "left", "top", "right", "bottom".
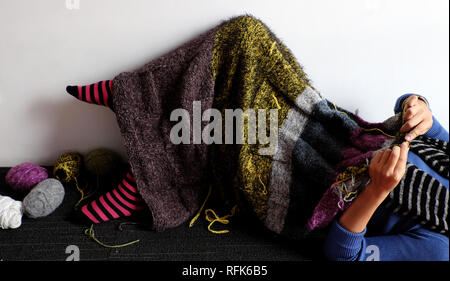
{"left": 84, "top": 148, "right": 122, "bottom": 178}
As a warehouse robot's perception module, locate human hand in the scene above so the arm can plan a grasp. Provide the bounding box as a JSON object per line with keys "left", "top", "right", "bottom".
{"left": 368, "top": 142, "right": 409, "bottom": 195}
{"left": 400, "top": 95, "right": 433, "bottom": 141}
{"left": 338, "top": 142, "right": 409, "bottom": 234}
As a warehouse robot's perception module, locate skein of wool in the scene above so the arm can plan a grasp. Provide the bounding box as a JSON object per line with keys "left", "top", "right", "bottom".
{"left": 53, "top": 152, "right": 85, "bottom": 209}
{"left": 5, "top": 163, "right": 48, "bottom": 194}
{"left": 83, "top": 148, "right": 124, "bottom": 197}
{"left": 84, "top": 148, "right": 122, "bottom": 179}
{"left": 0, "top": 195, "right": 23, "bottom": 229}
{"left": 53, "top": 152, "right": 83, "bottom": 184}
{"left": 22, "top": 178, "right": 65, "bottom": 218}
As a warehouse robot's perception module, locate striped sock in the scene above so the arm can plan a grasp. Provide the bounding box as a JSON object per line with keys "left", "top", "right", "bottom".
{"left": 66, "top": 80, "right": 114, "bottom": 110}
{"left": 80, "top": 168, "right": 147, "bottom": 224}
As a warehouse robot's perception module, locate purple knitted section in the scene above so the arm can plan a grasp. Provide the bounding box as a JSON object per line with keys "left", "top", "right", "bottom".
{"left": 307, "top": 188, "right": 339, "bottom": 230}
{"left": 336, "top": 127, "right": 391, "bottom": 172}
{"left": 5, "top": 163, "right": 48, "bottom": 193}
{"left": 351, "top": 114, "right": 391, "bottom": 132}
{"left": 307, "top": 188, "right": 354, "bottom": 230}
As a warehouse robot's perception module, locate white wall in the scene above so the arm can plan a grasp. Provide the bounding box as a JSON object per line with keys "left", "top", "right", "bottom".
{"left": 0, "top": 0, "right": 448, "bottom": 166}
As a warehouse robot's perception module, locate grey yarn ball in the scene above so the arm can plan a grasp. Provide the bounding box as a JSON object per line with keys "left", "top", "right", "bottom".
{"left": 23, "top": 178, "right": 65, "bottom": 218}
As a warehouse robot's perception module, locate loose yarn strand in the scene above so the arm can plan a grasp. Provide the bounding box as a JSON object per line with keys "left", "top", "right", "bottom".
{"left": 84, "top": 224, "right": 140, "bottom": 248}
{"left": 189, "top": 185, "right": 238, "bottom": 234}
{"left": 258, "top": 174, "right": 268, "bottom": 195}
{"left": 332, "top": 165, "right": 369, "bottom": 210}
{"left": 269, "top": 41, "right": 277, "bottom": 56}
{"left": 189, "top": 185, "right": 212, "bottom": 228}
{"left": 72, "top": 176, "right": 97, "bottom": 210}
{"left": 360, "top": 127, "right": 396, "bottom": 139}
{"left": 73, "top": 177, "right": 85, "bottom": 209}
{"left": 332, "top": 102, "right": 396, "bottom": 139}
{"left": 271, "top": 93, "right": 281, "bottom": 110}
{"left": 53, "top": 152, "right": 87, "bottom": 210}
{"left": 76, "top": 174, "right": 101, "bottom": 207}
{"left": 333, "top": 103, "right": 349, "bottom": 118}
{"left": 205, "top": 205, "right": 238, "bottom": 234}
{"left": 331, "top": 165, "right": 368, "bottom": 187}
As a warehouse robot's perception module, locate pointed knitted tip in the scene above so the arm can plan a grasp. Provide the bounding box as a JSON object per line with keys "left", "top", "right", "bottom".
{"left": 65, "top": 81, "right": 115, "bottom": 112}
{"left": 66, "top": 85, "right": 79, "bottom": 98}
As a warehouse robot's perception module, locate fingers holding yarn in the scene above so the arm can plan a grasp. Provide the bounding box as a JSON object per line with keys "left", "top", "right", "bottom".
{"left": 400, "top": 95, "right": 433, "bottom": 142}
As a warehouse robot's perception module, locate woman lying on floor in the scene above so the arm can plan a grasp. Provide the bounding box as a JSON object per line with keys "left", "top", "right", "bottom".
{"left": 65, "top": 15, "right": 448, "bottom": 261}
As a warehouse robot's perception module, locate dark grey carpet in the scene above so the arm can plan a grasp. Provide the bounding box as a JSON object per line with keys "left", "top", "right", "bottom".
{"left": 0, "top": 167, "right": 326, "bottom": 261}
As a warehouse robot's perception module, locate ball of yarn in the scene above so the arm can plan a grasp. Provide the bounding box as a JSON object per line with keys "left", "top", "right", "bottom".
{"left": 0, "top": 195, "right": 23, "bottom": 229}
{"left": 84, "top": 148, "right": 122, "bottom": 178}
{"left": 22, "top": 178, "right": 65, "bottom": 218}
{"left": 5, "top": 162, "right": 48, "bottom": 193}
{"left": 53, "top": 152, "right": 83, "bottom": 183}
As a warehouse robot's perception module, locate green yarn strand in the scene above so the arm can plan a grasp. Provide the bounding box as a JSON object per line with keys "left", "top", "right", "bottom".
{"left": 84, "top": 224, "right": 140, "bottom": 248}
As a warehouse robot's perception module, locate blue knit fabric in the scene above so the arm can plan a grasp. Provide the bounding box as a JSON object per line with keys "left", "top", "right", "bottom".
{"left": 323, "top": 94, "right": 449, "bottom": 261}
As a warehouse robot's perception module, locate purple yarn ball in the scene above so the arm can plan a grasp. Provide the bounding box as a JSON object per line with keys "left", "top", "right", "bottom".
{"left": 5, "top": 162, "right": 48, "bottom": 193}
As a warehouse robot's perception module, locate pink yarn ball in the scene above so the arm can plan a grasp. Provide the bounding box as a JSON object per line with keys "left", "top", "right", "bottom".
{"left": 5, "top": 162, "right": 48, "bottom": 193}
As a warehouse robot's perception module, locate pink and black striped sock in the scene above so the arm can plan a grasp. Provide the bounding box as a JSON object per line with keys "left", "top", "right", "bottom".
{"left": 79, "top": 168, "right": 147, "bottom": 224}
{"left": 66, "top": 80, "right": 114, "bottom": 110}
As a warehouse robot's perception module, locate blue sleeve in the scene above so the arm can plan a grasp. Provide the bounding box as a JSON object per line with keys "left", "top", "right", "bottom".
{"left": 323, "top": 220, "right": 367, "bottom": 261}
{"left": 424, "top": 117, "right": 449, "bottom": 142}
{"left": 323, "top": 219, "right": 449, "bottom": 261}
{"left": 394, "top": 94, "right": 449, "bottom": 142}
{"left": 364, "top": 227, "right": 449, "bottom": 261}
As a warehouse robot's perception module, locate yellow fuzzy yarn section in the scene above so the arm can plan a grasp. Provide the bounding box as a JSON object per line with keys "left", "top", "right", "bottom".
{"left": 210, "top": 15, "right": 312, "bottom": 221}
{"left": 53, "top": 152, "right": 82, "bottom": 183}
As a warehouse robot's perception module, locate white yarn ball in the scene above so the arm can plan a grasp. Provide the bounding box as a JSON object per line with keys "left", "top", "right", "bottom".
{"left": 0, "top": 195, "right": 23, "bottom": 229}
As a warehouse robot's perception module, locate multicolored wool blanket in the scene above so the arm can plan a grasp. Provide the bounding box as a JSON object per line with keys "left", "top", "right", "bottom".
{"left": 110, "top": 15, "right": 448, "bottom": 237}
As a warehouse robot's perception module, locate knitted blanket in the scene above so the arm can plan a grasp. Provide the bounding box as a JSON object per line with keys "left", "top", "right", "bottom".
{"left": 110, "top": 14, "right": 448, "bottom": 237}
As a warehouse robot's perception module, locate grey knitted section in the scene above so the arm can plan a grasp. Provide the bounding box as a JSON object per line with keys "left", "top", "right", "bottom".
{"left": 23, "top": 178, "right": 65, "bottom": 218}
{"left": 265, "top": 87, "right": 323, "bottom": 233}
